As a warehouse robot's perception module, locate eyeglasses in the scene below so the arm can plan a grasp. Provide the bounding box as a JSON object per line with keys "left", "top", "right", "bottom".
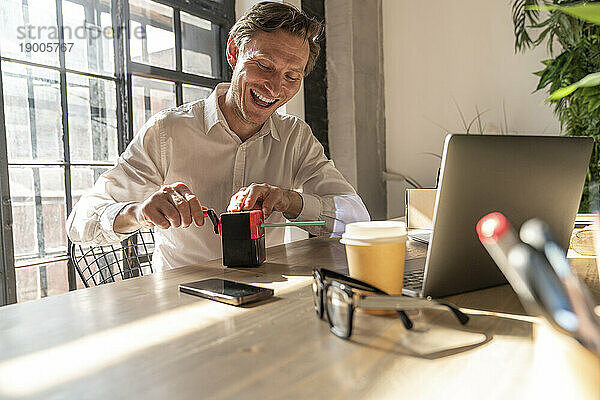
{"left": 312, "top": 268, "right": 470, "bottom": 339}
{"left": 312, "top": 268, "right": 415, "bottom": 330}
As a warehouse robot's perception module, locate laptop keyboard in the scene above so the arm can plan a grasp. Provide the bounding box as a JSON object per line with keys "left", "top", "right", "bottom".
{"left": 408, "top": 232, "right": 431, "bottom": 244}
{"left": 403, "top": 267, "right": 425, "bottom": 290}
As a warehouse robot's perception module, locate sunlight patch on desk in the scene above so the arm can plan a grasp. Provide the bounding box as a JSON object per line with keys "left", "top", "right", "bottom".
{"left": 459, "top": 307, "right": 538, "bottom": 323}
{"left": 0, "top": 301, "right": 246, "bottom": 398}
{"left": 363, "top": 335, "right": 535, "bottom": 400}
{"left": 532, "top": 323, "right": 600, "bottom": 400}
{"left": 273, "top": 274, "right": 312, "bottom": 294}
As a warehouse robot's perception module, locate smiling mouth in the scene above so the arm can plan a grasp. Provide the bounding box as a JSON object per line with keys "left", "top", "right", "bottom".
{"left": 250, "top": 88, "right": 277, "bottom": 108}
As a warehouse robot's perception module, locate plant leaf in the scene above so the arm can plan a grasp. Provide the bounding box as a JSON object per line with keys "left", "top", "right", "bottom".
{"left": 557, "top": 4, "right": 600, "bottom": 26}
{"left": 548, "top": 72, "right": 600, "bottom": 101}
{"left": 574, "top": 72, "right": 600, "bottom": 88}
{"left": 527, "top": 4, "right": 600, "bottom": 26}
{"left": 548, "top": 85, "right": 578, "bottom": 101}
{"left": 588, "top": 97, "right": 600, "bottom": 113}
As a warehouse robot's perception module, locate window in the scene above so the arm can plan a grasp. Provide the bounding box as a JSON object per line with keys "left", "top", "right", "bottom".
{"left": 0, "top": 0, "right": 233, "bottom": 304}
{"left": 127, "top": 0, "right": 229, "bottom": 139}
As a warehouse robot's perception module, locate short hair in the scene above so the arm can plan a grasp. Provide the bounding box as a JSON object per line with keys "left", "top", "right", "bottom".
{"left": 229, "top": 1, "right": 323, "bottom": 75}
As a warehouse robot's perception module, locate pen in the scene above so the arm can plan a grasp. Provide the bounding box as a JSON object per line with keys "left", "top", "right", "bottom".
{"left": 261, "top": 221, "right": 325, "bottom": 228}
{"left": 477, "top": 212, "right": 577, "bottom": 331}
{"left": 476, "top": 212, "right": 540, "bottom": 313}
{"left": 520, "top": 219, "right": 600, "bottom": 354}
{"left": 507, "top": 243, "right": 578, "bottom": 335}
{"left": 201, "top": 207, "right": 325, "bottom": 233}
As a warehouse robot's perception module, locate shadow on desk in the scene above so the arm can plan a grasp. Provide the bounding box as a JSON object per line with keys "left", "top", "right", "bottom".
{"left": 240, "top": 296, "right": 281, "bottom": 308}
{"left": 348, "top": 309, "right": 534, "bottom": 360}
{"left": 226, "top": 262, "right": 313, "bottom": 284}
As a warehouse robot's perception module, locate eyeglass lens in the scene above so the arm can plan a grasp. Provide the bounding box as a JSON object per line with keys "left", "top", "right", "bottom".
{"left": 326, "top": 285, "right": 351, "bottom": 338}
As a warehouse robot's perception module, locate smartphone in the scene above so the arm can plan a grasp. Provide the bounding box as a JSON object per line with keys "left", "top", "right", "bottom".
{"left": 179, "top": 278, "right": 274, "bottom": 306}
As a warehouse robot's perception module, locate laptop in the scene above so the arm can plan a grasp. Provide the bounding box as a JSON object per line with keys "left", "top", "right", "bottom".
{"left": 402, "top": 134, "right": 593, "bottom": 298}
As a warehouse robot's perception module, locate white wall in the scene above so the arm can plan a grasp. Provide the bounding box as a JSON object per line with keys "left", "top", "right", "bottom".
{"left": 382, "top": 0, "right": 562, "bottom": 218}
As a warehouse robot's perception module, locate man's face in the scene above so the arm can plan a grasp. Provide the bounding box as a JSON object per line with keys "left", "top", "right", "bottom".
{"left": 226, "top": 30, "right": 310, "bottom": 128}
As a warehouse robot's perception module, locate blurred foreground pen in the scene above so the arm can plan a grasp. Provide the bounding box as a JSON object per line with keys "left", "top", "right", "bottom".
{"left": 477, "top": 212, "right": 576, "bottom": 329}
{"left": 478, "top": 212, "right": 600, "bottom": 356}
{"left": 520, "top": 219, "right": 600, "bottom": 354}
{"left": 507, "top": 243, "right": 578, "bottom": 336}
{"left": 477, "top": 212, "right": 541, "bottom": 313}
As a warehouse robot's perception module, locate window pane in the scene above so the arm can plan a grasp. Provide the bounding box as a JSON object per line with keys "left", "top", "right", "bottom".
{"left": 71, "top": 166, "right": 110, "bottom": 207}
{"left": 182, "top": 84, "right": 212, "bottom": 104}
{"left": 62, "top": 0, "right": 115, "bottom": 76}
{"left": 10, "top": 168, "right": 36, "bottom": 260}
{"left": 129, "top": 0, "right": 175, "bottom": 70}
{"left": 15, "top": 264, "right": 39, "bottom": 302}
{"left": 132, "top": 76, "right": 175, "bottom": 135}
{"left": 67, "top": 73, "right": 118, "bottom": 163}
{"left": 181, "top": 12, "right": 220, "bottom": 78}
{"left": 0, "top": 0, "right": 60, "bottom": 67}
{"left": 16, "top": 260, "right": 70, "bottom": 302}
{"left": 45, "top": 260, "right": 70, "bottom": 296}
{"left": 10, "top": 167, "right": 67, "bottom": 264}
{"left": 2, "top": 62, "right": 63, "bottom": 162}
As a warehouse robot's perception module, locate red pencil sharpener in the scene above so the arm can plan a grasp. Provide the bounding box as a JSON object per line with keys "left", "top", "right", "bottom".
{"left": 219, "top": 210, "right": 266, "bottom": 267}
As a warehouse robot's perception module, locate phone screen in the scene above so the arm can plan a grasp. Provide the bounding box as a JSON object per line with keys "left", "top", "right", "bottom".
{"left": 183, "top": 278, "right": 267, "bottom": 298}
{"left": 179, "top": 279, "right": 274, "bottom": 306}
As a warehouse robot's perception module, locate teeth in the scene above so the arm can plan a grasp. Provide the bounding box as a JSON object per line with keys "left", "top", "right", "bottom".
{"left": 251, "top": 89, "right": 276, "bottom": 104}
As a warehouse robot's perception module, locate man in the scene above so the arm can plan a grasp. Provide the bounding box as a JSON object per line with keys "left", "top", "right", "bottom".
{"left": 67, "top": 2, "right": 370, "bottom": 270}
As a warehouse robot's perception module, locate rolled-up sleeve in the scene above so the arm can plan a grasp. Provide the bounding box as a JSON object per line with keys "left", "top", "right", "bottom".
{"left": 66, "top": 116, "right": 165, "bottom": 246}
{"left": 289, "top": 126, "right": 370, "bottom": 236}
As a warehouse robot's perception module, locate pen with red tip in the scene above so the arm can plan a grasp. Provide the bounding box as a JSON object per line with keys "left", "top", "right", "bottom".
{"left": 476, "top": 212, "right": 540, "bottom": 313}
{"left": 201, "top": 207, "right": 326, "bottom": 236}
{"left": 478, "top": 212, "right": 583, "bottom": 338}
{"left": 520, "top": 219, "right": 600, "bottom": 354}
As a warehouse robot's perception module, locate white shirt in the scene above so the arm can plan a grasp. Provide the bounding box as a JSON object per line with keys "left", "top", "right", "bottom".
{"left": 66, "top": 83, "right": 370, "bottom": 270}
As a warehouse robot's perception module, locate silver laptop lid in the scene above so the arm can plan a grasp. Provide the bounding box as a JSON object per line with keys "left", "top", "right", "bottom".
{"left": 421, "top": 134, "right": 593, "bottom": 298}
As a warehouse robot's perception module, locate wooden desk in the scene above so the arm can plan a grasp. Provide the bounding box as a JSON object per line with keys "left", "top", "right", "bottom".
{"left": 0, "top": 238, "right": 598, "bottom": 400}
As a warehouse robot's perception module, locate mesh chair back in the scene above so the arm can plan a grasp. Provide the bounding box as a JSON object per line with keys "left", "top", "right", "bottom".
{"left": 70, "top": 229, "right": 155, "bottom": 287}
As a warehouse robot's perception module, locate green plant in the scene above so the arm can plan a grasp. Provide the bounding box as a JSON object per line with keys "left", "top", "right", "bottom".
{"left": 513, "top": 0, "right": 600, "bottom": 211}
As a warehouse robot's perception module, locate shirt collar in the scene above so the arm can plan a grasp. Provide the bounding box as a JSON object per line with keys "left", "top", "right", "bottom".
{"left": 203, "top": 83, "right": 280, "bottom": 142}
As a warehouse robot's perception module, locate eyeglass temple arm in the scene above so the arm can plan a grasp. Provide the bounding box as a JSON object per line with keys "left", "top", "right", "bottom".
{"left": 396, "top": 310, "right": 414, "bottom": 330}
{"left": 433, "top": 300, "right": 470, "bottom": 325}
{"left": 355, "top": 295, "right": 469, "bottom": 325}
{"left": 320, "top": 268, "right": 382, "bottom": 293}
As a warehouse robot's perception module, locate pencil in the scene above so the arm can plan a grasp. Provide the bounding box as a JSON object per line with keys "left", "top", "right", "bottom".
{"left": 261, "top": 221, "right": 325, "bottom": 227}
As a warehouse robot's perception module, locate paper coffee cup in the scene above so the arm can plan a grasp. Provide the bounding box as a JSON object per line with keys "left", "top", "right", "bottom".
{"left": 341, "top": 221, "right": 408, "bottom": 296}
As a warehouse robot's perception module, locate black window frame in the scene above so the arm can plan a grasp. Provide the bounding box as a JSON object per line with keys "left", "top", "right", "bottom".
{"left": 123, "top": 0, "right": 233, "bottom": 146}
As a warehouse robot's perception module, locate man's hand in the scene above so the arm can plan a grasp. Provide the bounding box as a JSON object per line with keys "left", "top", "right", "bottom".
{"left": 227, "top": 183, "right": 302, "bottom": 219}
{"left": 115, "top": 182, "right": 204, "bottom": 233}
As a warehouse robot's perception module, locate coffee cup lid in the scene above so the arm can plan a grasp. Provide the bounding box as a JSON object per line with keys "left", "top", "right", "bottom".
{"left": 340, "top": 221, "right": 407, "bottom": 246}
